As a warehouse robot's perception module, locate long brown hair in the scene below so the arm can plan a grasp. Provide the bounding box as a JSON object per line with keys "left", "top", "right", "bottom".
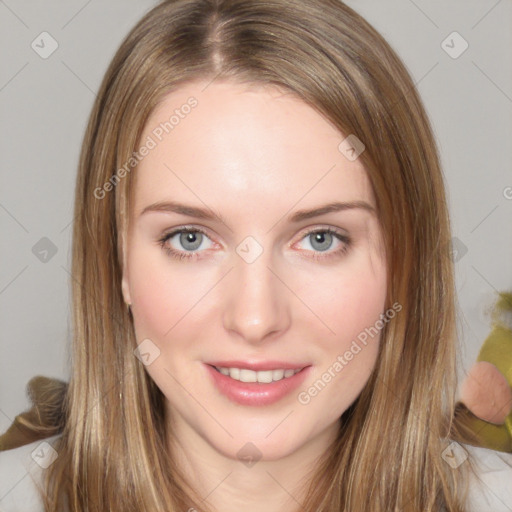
{"left": 23, "top": 0, "right": 485, "bottom": 509}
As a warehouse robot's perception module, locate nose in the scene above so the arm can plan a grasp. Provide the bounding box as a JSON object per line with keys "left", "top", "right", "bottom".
{"left": 222, "top": 247, "right": 291, "bottom": 344}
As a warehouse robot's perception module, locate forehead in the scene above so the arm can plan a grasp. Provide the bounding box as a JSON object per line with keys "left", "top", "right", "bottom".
{"left": 131, "top": 80, "right": 375, "bottom": 219}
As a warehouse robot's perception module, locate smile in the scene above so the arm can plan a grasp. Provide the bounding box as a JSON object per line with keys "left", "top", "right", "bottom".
{"left": 205, "top": 363, "right": 312, "bottom": 406}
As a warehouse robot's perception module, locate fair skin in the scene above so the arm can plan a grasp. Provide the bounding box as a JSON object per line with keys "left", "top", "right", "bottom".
{"left": 121, "top": 80, "right": 387, "bottom": 512}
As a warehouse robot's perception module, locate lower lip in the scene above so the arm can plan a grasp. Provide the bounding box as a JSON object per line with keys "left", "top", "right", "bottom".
{"left": 204, "top": 363, "right": 312, "bottom": 406}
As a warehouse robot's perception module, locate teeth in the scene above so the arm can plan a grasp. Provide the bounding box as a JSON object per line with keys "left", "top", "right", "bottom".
{"left": 216, "top": 367, "right": 302, "bottom": 383}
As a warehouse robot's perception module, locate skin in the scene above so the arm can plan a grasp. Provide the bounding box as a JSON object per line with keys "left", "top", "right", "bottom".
{"left": 121, "top": 80, "right": 387, "bottom": 512}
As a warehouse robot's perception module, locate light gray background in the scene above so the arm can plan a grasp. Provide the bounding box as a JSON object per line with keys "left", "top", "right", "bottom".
{"left": 1, "top": 0, "right": 511, "bottom": 430}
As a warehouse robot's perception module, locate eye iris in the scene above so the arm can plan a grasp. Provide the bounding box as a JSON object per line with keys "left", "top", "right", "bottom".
{"left": 310, "top": 232, "right": 332, "bottom": 252}
{"left": 180, "top": 231, "right": 202, "bottom": 251}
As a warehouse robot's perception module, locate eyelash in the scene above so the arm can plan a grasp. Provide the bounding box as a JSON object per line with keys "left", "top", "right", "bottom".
{"left": 157, "top": 226, "right": 351, "bottom": 262}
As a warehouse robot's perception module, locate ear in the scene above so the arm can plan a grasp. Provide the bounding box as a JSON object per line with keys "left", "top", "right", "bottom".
{"left": 121, "top": 272, "right": 132, "bottom": 306}
{"left": 120, "top": 229, "right": 132, "bottom": 306}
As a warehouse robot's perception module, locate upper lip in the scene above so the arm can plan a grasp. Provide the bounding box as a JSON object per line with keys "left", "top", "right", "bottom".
{"left": 206, "top": 360, "right": 311, "bottom": 371}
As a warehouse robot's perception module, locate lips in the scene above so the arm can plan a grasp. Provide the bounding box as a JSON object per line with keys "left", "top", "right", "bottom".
{"left": 204, "top": 363, "right": 312, "bottom": 406}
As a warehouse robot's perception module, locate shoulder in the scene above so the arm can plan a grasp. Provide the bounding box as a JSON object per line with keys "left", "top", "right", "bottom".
{"left": 0, "top": 435, "right": 60, "bottom": 512}
{"left": 462, "top": 442, "right": 512, "bottom": 511}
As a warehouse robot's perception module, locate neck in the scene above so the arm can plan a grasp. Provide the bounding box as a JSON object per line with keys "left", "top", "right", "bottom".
{"left": 166, "top": 413, "right": 339, "bottom": 512}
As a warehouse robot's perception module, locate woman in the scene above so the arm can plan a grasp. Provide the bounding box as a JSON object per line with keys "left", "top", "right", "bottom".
{"left": 1, "top": 0, "right": 511, "bottom": 510}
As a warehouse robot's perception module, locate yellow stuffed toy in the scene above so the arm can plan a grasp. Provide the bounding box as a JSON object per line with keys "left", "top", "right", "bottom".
{"left": 458, "top": 291, "right": 512, "bottom": 453}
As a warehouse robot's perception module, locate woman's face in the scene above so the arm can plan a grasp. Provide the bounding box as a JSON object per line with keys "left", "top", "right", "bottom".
{"left": 121, "top": 80, "right": 387, "bottom": 462}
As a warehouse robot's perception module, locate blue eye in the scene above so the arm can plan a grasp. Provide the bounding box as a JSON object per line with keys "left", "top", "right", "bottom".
{"left": 298, "top": 228, "right": 351, "bottom": 261}
{"left": 157, "top": 227, "right": 212, "bottom": 260}
{"left": 157, "top": 227, "right": 351, "bottom": 261}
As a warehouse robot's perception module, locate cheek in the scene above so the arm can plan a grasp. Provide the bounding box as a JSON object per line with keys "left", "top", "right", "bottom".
{"left": 337, "top": 244, "right": 386, "bottom": 339}
{"left": 298, "top": 268, "right": 386, "bottom": 414}
{"left": 128, "top": 246, "right": 202, "bottom": 339}
{"left": 297, "top": 253, "right": 387, "bottom": 348}
{"left": 335, "top": 274, "right": 386, "bottom": 339}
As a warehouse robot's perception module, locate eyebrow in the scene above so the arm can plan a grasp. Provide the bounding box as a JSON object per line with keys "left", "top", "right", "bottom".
{"left": 139, "top": 200, "right": 375, "bottom": 224}
{"left": 288, "top": 201, "right": 375, "bottom": 222}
